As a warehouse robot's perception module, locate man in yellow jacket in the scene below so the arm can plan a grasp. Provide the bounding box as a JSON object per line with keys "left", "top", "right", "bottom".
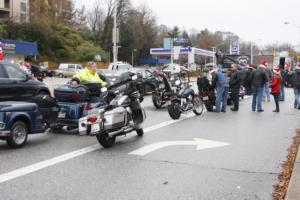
{"left": 71, "top": 61, "right": 107, "bottom": 88}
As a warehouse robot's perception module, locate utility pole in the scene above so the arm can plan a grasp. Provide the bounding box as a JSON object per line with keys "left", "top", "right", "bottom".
{"left": 112, "top": 3, "right": 118, "bottom": 66}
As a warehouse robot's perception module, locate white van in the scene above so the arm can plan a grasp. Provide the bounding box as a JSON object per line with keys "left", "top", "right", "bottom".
{"left": 56, "top": 63, "right": 83, "bottom": 78}
{"left": 108, "top": 62, "right": 134, "bottom": 72}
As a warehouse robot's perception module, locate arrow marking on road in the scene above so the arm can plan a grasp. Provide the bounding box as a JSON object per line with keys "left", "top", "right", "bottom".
{"left": 129, "top": 138, "right": 231, "bottom": 156}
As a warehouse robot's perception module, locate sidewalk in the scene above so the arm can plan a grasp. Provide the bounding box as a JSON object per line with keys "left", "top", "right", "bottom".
{"left": 285, "top": 146, "right": 300, "bottom": 200}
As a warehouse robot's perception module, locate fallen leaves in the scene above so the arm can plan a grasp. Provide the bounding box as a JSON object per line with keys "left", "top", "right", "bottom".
{"left": 273, "top": 130, "right": 300, "bottom": 200}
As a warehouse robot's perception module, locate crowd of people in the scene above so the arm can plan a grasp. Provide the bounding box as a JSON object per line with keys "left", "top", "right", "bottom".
{"left": 197, "top": 61, "right": 300, "bottom": 113}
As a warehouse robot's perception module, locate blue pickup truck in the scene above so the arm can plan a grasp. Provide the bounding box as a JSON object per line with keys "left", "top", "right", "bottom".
{"left": 0, "top": 97, "right": 59, "bottom": 148}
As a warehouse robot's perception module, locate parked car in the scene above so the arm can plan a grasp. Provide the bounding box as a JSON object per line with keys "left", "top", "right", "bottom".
{"left": 34, "top": 64, "right": 55, "bottom": 77}
{"left": 136, "top": 68, "right": 159, "bottom": 94}
{"left": 108, "top": 62, "right": 135, "bottom": 72}
{"left": 0, "top": 62, "right": 51, "bottom": 101}
{"left": 55, "top": 63, "right": 83, "bottom": 78}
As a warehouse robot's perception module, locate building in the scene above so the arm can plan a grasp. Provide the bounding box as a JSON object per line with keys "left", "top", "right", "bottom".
{"left": 0, "top": 0, "right": 29, "bottom": 23}
{"left": 0, "top": 39, "right": 38, "bottom": 62}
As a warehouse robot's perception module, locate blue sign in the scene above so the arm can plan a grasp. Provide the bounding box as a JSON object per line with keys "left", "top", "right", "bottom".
{"left": 163, "top": 38, "right": 172, "bottom": 50}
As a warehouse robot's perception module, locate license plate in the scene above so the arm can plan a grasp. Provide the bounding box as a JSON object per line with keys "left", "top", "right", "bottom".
{"left": 203, "top": 96, "right": 209, "bottom": 101}
{"left": 91, "top": 124, "right": 100, "bottom": 133}
{"left": 58, "top": 112, "right": 66, "bottom": 118}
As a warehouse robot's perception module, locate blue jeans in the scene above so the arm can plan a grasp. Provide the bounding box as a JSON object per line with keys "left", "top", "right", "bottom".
{"left": 294, "top": 88, "right": 300, "bottom": 108}
{"left": 216, "top": 86, "right": 229, "bottom": 112}
{"left": 263, "top": 82, "right": 271, "bottom": 101}
{"left": 252, "top": 86, "right": 264, "bottom": 111}
{"left": 280, "top": 83, "right": 285, "bottom": 101}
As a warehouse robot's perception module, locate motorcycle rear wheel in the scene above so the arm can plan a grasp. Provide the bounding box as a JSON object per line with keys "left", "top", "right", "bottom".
{"left": 96, "top": 133, "right": 116, "bottom": 148}
{"left": 204, "top": 100, "right": 213, "bottom": 112}
{"left": 167, "top": 103, "right": 181, "bottom": 120}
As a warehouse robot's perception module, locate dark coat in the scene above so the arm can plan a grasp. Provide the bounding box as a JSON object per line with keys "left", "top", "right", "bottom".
{"left": 291, "top": 69, "right": 300, "bottom": 89}
{"left": 229, "top": 71, "right": 241, "bottom": 90}
{"left": 251, "top": 68, "right": 268, "bottom": 88}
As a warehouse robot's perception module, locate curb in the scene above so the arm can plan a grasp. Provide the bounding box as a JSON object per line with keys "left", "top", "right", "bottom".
{"left": 285, "top": 146, "right": 300, "bottom": 200}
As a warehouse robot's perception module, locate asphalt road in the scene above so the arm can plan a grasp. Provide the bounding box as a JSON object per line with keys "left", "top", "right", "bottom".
{"left": 0, "top": 78, "right": 299, "bottom": 200}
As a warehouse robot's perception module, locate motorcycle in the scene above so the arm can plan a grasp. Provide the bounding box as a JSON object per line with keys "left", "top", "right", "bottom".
{"left": 52, "top": 83, "right": 106, "bottom": 134}
{"left": 152, "top": 71, "right": 172, "bottom": 109}
{"left": 79, "top": 72, "right": 146, "bottom": 148}
{"left": 167, "top": 79, "right": 204, "bottom": 120}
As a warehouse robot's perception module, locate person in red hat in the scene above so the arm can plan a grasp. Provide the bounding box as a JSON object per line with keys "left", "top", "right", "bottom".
{"left": 291, "top": 64, "right": 300, "bottom": 109}
{"left": 270, "top": 66, "right": 282, "bottom": 112}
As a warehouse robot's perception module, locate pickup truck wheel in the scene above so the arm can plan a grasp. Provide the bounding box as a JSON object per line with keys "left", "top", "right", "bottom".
{"left": 7, "top": 121, "right": 28, "bottom": 148}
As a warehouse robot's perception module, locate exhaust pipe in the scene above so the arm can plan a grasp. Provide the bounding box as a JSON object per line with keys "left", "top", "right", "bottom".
{"left": 62, "top": 126, "right": 79, "bottom": 134}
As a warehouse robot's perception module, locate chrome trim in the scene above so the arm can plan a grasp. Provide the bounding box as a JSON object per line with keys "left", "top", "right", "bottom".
{"left": 0, "top": 130, "right": 10, "bottom": 137}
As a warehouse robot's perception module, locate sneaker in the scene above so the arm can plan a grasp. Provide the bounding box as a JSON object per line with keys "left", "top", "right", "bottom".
{"left": 221, "top": 110, "right": 226, "bottom": 113}
{"left": 273, "top": 110, "right": 279, "bottom": 113}
{"left": 231, "top": 108, "right": 238, "bottom": 112}
{"left": 257, "top": 109, "right": 264, "bottom": 112}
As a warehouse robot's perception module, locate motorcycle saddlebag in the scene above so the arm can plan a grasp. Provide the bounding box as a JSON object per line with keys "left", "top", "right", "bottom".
{"left": 54, "top": 85, "right": 90, "bottom": 103}
{"left": 103, "top": 107, "right": 126, "bottom": 130}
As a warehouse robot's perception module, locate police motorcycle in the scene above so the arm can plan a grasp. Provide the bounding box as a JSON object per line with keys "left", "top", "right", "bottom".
{"left": 79, "top": 72, "right": 146, "bottom": 148}
{"left": 167, "top": 67, "right": 204, "bottom": 120}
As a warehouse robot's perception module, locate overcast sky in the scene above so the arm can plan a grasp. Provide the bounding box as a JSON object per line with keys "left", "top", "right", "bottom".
{"left": 76, "top": 0, "right": 300, "bottom": 47}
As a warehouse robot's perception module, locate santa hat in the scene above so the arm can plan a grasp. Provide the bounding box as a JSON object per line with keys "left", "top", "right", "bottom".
{"left": 247, "top": 64, "right": 254, "bottom": 69}
{"left": 296, "top": 64, "right": 300, "bottom": 70}
{"left": 261, "top": 60, "right": 268, "bottom": 67}
{"left": 273, "top": 66, "right": 281, "bottom": 75}
{"left": 259, "top": 64, "right": 266, "bottom": 68}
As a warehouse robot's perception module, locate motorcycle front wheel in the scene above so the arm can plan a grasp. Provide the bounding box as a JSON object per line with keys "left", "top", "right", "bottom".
{"left": 167, "top": 102, "right": 181, "bottom": 120}
{"left": 96, "top": 133, "right": 116, "bottom": 148}
{"left": 152, "top": 93, "right": 163, "bottom": 109}
{"left": 193, "top": 96, "right": 204, "bottom": 116}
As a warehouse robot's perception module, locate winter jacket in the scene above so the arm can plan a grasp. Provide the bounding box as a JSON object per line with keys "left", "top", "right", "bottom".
{"left": 291, "top": 69, "right": 300, "bottom": 89}
{"left": 251, "top": 68, "right": 268, "bottom": 88}
{"left": 229, "top": 71, "right": 241, "bottom": 90}
{"left": 270, "top": 75, "right": 282, "bottom": 94}
{"left": 72, "top": 68, "right": 107, "bottom": 87}
{"left": 211, "top": 72, "right": 229, "bottom": 89}
{"left": 265, "top": 68, "right": 273, "bottom": 82}
{"left": 197, "top": 76, "right": 211, "bottom": 92}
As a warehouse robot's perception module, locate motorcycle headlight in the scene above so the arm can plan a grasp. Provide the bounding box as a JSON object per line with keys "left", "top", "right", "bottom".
{"left": 175, "top": 80, "right": 181, "bottom": 86}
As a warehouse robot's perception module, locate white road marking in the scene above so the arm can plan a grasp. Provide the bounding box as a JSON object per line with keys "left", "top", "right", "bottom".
{"left": 0, "top": 144, "right": 101, "bottom": 184}
{"left": 0, "top": 113, "right": 197, "bottom": 184}
{"left": 129, "top": 138, "right": 231, "bottom": 156}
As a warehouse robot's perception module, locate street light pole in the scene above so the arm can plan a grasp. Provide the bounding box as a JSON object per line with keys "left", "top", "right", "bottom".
{"left": 112, "top": 3, "right": 118, "bottom": 66}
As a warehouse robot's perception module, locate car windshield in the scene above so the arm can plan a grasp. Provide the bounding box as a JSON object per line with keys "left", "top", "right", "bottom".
{"left": 4, "top": 64, "right": 27, "bottom": 79}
